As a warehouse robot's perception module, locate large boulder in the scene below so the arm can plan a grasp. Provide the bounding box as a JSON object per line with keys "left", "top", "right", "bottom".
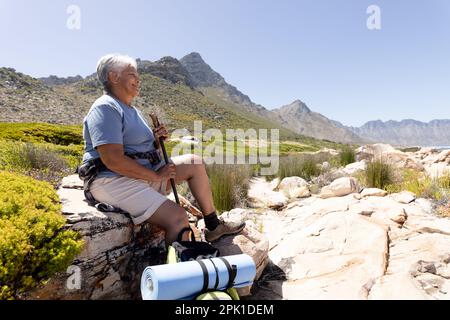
{"left": 342, "top": 161, "right": 367, "bottom": 176}
{"left": 249, "top": 187, "right": 450, "bottom": 300}
{"left": 248, "top": 177, "right": 288, "bottom": 210}
{"left": 356, "top": 144, "right": 423, "bottom": 171}
{"left": 393, "top": 191, "right": 416, "bottom": 204}
{"left": 319, "top": 177, "right": 361, "bottom": 199}
{"left": 360, "top": 188, "right": 387, "bottom": 198}
{"left": 278, "top": 176, "right": 310, "bottom": 199}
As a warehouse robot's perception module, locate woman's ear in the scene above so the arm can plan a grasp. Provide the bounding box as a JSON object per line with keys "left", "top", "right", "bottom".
{"left": 108, "top": 71, "right": 120, "bottom": 85}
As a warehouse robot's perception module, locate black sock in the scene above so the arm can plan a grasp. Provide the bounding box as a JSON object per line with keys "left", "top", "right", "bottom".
{"left": 204, "top": 211, "right": 220, "bottom": 230}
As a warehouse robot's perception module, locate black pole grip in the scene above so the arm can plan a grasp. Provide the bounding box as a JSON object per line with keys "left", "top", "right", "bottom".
{"left": 150, "top": 113, "right": 180, "bottom": 205}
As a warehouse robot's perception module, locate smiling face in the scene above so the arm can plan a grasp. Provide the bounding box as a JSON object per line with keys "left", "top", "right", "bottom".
{"left": 109, "top": 64, "right": 141, "bottom": 99}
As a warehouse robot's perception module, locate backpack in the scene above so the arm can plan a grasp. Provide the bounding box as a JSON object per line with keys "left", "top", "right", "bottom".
{"left": 167, "top": 226, "right": 240, "bottom": 300}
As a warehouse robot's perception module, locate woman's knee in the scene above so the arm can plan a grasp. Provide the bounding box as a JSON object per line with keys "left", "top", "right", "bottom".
{"left": 150, "top": 200, "right": 188, "bottom": 230}
{"left": 189, "top": 154, "right": 204, "bottom": 166}
{"left": 171, "top": 207, "right": 189, "bottom": 228}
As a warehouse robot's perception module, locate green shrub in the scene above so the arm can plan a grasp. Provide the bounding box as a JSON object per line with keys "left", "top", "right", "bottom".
{"left": 0, "top": 142, "right": 67, "bottom": 171}
{"left": 0, "top": 122, "right": 83, "bottom": 146}
{"left": 206, "top": 164, "right": 252, "bottom": 212}
{"left": 339, "top": 147, "right": 356, "bottom": 166}
{"left": 384, "top": 169, "right": 449, "bottom": 201}
{"left": 278, "top": 154, "right": 326, "bottom": 181}
{"left": 0, "top": 141, "right": 77, "bottom": 186}
{"left": 364, "top": 159, "right": 394, "bottom": 189}
{"left": 0, "top": 171, "right": 84, "bottom": 299}
{"left": 438, "top": 174, "right": 450, "bottom": 189}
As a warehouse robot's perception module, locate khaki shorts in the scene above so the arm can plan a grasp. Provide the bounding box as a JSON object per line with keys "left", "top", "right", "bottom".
{"left": 90, "top": 175, "right": 171, "bottom": 225}
{"left": 90, "top": 155, "right": 195, "bottom": 225}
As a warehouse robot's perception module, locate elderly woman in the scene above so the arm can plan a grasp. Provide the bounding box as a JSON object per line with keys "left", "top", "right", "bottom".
{"left": 81, "top": 54, "right": 245, "bottom": 245}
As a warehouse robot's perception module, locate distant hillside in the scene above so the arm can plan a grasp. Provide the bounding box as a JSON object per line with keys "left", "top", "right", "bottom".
{"left": 39, "top": 75, "right": 83, "bottom": 86}
{"left": 270, "top": 100, "right": 364, "bottom": 144}
{"left": 5, "top": 52, "right": 446, "bottom": 147}
{"left": 348, "top": 119, "right": 450, "bottom": 146}
{"left": 0, "top": 65, "right": 330, "bottom": 146}
{"left": 179, "top": 53, "right": 363, "bottom": 144}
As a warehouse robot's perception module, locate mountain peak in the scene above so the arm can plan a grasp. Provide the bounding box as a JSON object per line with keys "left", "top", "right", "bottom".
{"left": 180, "top": 52, "right": 223, "bottom": 87}
{"left": 281, "top": 99, "right": 311, "bottom": 114}
{"left": 182, "top": 52, "right": 204, "bottom": 61}
{"left": 137, "top": 56, "right": 194, "bottom": 88}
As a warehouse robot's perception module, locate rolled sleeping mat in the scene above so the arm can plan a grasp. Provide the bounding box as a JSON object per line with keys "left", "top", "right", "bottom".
{"left": 141, "top": 254, "right": 256, "bottom": 300}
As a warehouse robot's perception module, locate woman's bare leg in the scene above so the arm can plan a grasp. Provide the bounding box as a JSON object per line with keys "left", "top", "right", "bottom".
{"left": 147, "top": 199, "right": 191, "bottom": 246}
{"left": 171, "top": 154, "right": 215, "bottom": 215}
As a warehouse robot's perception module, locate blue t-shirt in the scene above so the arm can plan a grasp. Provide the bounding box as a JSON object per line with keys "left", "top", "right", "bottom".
{"left": 82, "top": 94, "right": 163, "bottom": 178}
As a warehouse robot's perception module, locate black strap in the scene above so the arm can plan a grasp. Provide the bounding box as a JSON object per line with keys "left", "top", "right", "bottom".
{"left": 219, "top": 257, "right": 237, "bottom": 289}
{"left": 209, "top": 259, "right": 220, "bottom": 290}
{"left": 176, "top": 226, "right": 196, "bottom": 242}
{"left": 197, "top": 260, "right": 209, "bottom": 293}
{"left": 125, "top": 151, "right": 162, "bottom": 165}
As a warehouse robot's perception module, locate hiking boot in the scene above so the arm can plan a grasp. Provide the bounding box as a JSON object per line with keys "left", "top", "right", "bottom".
{"left": 204, "top": 219, "right": 246, "bottom": 242}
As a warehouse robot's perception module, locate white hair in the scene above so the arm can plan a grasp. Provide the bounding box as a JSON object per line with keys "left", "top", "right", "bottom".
{"left": 96, "top": 54, "right": 137, "bottom": 92}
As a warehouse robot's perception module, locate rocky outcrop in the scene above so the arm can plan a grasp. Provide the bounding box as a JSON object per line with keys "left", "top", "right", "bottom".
{"left": 413, "top": 148, "right": 450, "bottom": 178}
{"left": 25, "top": 175, "right": 167, "bottom": 300}
{"left": 356, "top": 144, "right": 424, "bottom": 171}
{"left": 245, "top": 176, "right": 450, "bottom": 300}
{"left": 137, "top": 57, "right": 195, "bottom": 88}
{"left": 26, "top": 175, "right": 269, "bottom": 300}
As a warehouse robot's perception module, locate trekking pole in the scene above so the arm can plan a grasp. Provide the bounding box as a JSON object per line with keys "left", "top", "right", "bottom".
{"left": 149, "top": 113, "right": 180, "bottom": 205}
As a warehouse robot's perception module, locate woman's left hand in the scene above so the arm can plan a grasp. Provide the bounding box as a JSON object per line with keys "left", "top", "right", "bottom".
{"left": 154, "top": 124, "right": 169, "bottom": 141}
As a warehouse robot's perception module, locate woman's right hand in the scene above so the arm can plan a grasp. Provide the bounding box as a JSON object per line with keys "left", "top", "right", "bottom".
{"left": 156, "top": 164, "right": 176, "bottom": 181}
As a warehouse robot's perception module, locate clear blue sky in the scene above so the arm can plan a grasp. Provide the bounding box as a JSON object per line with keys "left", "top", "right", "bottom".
{"left": 1, "top": 0, "right": 449, "bottom": 126}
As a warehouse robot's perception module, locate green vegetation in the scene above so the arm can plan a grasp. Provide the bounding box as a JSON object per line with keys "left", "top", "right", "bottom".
{"left": 276, "top": 152, "right": 334, "bottom": 181}
{"left": 0, "top": 171, "right": 84, "bottom": 299}
{"left": 0, "top": 122, "right": 83, "bottom": 145}
{"left": 0, "top": 123, "right": 84, "bottom": 185}
{"left": 206, "top": 164, "right": 253, "bottom": 212}
{"left": 384, "top": 169, "right": 450, "bottom": 201}
{"left": 398, "top": 146, "right": 421, "bottom": 153}
{"left": 339, "top": 146, "right": 356, "bottom": 166}
{"left": 363, "top": 159, "right": 394, "bottom": 189}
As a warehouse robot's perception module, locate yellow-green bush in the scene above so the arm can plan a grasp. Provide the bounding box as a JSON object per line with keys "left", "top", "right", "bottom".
{"left": 0, "top": 171, "right": 83, "bottom": 299}
{"left": 0, "top": 122, "right": 83, "bottom": 146}
{"left": 384, "top": 169, "right": 450, "bottom": 201}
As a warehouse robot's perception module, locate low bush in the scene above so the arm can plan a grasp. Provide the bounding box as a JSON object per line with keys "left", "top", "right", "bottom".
{"left": 277, "top": 153, "right": 330, "bottom": 181}
{"left": 364, "top": 159, "right": 394, "bottom": 189}
{"left": 206, "top": 164, "right": 252, "bottom": 212}
{"left": 339, "top": 147, "right": 356, "bottom": 166}
{"left": 0, "top": 171, "right": 83, "bottom": 299}
{"left": 0, "top": 122, "right": 83, "bottom": 146}
{"left": 0, "top": 141, "right": 78, "bottom": 186}
{"left": 384, "top": 170, "right": 449, "bottom": 201}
